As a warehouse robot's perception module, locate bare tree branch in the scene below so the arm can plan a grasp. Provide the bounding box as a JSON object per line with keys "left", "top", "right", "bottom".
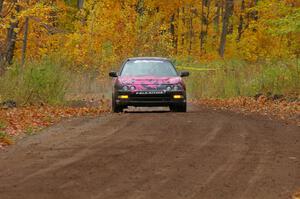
{"left": 30, "top": 16, "right": 67, "bottom": 34}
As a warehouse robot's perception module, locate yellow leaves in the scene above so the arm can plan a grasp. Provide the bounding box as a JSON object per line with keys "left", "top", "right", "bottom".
{"left": 1, "top": 0, "right": 298, "bottom": 69}
{"left": 13, "top": 27, "right": 20, "bottom": 33}
{"left": 17, "top": 2, "right": 54, "bottom": 21}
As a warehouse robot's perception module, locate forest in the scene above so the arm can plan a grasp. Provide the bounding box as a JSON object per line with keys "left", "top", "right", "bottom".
{"left": 0, "top": 0, "right": 299, "bottom": 147}
{"left": 1, "top": 2, "right": 300, "bottom": 196}
{"left": 0, "top": 0, "right": 299, "bottom": 103}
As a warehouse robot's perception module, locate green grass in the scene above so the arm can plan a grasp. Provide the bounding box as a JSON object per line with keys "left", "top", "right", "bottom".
{"left": 177, "top": 59, "right": 300, "bottom": 99}
{"left": 0, "top": 121, "right": 6, "bottom": 129}
{"left": 1, "top": 56, "right": 298, "bottom": 105}
{"left": 0, "top": 131, "right": 8, "bottom": 139}
{"left": 0, "top": 58, "right": 69, "bottom": 105}
{"left": 24, "top": 126, "right": 36, "bottom": 136}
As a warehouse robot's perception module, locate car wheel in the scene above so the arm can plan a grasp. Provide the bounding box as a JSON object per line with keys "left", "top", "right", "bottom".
{"left": 112, "top": 94, "right": 123, "bottom": 113}
{"left": 170, "top": 103, "right": 187, "bottom": 112}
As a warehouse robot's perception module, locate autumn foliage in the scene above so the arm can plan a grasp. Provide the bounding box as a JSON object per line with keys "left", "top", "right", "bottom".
{"left": 191, "top": 96, "right": 300, "bottom": 126}
{"left": 0, "top": 0, "right": 299, "bottom": 147}
{"left": 0, "top": 103, "right": 110, "bottom": 148}
{"left": 0, "top": 0, "right": 299, "bottom": 70}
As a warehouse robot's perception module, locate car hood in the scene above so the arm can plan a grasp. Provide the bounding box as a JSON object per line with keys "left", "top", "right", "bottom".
{"left": 116, "top": 76, "right": 184, "bottom": 91}
{"left": 117, "top": 76, "right": 182, "bottom": 85}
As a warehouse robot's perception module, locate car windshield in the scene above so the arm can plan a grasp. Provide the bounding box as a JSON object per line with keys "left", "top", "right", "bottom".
{"left": 121, "top": 60, "right": 178, "bottom": 77}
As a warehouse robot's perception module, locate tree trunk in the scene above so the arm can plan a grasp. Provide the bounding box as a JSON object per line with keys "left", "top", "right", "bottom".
{"left": 0, "top": 0, "right": 3, "bottom": 15}
{"left": 181, "top": 7, "right": 185, "bottom": 50}
{"left": 214, "top": 0, "right": 221, "bottom": 33}
{"left": 200, "top": 0, "right": 210, "bottom": 53}
{"left": 0, "top": 0, "right": 4, "bottom": 74}
{"left": 204, "top": 0, "right": 210, "bottom": 40}
{"left": 237, "top": 0, "right": 245, "bottom": 41}
{"left": 21, "top": 0, "right": 30, "bottom": 67}
{"left": 21, "top": 17, "right": 29, "bottom": 67}
{"left": 250, "top": 0, "right": 259, "bottom": 21}
{"left": 77, "top": 0, "right": 84, "bottom": 9}
{"left": 220, "top": 0, "right": 224, "bottom": 20}
{"left": 135, "top": 0, "right": 144, "bottom": 16}
{"left": 170, "top": 14, "right": 177, "bottom": 50}
{"left": 219, "top": 0, "right": 233, "bottom": 57}
{"left": 200, "top": 0, "right": 205, "bottom": 53}
{"left": 6, "top": 1, "right": 20, "bottom": 65}
{"left": 189, "top": 15, "right": 193, "bottom": 55}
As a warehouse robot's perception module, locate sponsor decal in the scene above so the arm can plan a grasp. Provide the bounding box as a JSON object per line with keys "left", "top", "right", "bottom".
{"left": 133, "top": 60, "right": 164, "bottom": 63}
{"left": 136, "top": 91, "right": 165, "bottom": 95}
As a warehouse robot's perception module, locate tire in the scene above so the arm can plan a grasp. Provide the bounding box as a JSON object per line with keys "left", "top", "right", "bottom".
{"left": 170, "top": 103, "right": 187, "bottom": 112}
{"left": 112, "top": 94, "right": 123, "bottom": 113}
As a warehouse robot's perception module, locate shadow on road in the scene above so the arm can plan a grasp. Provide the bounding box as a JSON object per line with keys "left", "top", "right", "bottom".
{"left": 124, "top": 107, "right": 170, "bottom": 114}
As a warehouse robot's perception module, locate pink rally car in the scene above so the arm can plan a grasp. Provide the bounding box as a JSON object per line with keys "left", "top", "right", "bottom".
{"left": 109, "top": 57, "right": 189, "bottom": 112}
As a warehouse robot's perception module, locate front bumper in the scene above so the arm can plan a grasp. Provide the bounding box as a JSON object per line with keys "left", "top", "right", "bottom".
{"left": 115, "top": 91, "right": 186, "bottom": 107}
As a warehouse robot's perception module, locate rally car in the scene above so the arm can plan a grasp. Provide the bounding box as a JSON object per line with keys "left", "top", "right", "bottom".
{"left": 109, "top": 57, "right": 189, "bottom": 112}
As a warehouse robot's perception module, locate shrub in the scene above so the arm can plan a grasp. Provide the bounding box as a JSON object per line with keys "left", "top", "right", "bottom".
{"left": 181, "top": 59, "right": 300, "bottom": 99}
{"left": 0, "top": 58, "right": 69, "bottom": 105}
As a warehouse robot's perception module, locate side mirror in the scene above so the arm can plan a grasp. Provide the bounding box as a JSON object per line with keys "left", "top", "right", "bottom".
{"left": 109, "top": 71, "right": 118, "bottom": 77}
{"left": 180, "top": 71, "right": 190, "bottom": 77}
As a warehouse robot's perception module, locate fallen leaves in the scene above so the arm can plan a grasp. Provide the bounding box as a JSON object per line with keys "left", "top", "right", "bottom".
{"left": 0, "top": 103, "right": 110, "bottom": 148}
{"left": 0, "top": 131, "right": 13, "bottom": 147}
{"left": 294, "top": 191, "right": 300, "bottom": 199}
{"left": 1, "top": 96, "right": 299, "bottom": 148}
{"left": 191, "top": 96, "right": 300, "bottom": 126}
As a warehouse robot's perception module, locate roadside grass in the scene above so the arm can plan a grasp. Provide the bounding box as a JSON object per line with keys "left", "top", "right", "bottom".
{"left": 1, "top": 56, "right": 299, "bottom": 146}
{"left": 24, "top": 126, "right": 36, "bottom": 136}
{"left": 0, "top": 58, "right": 69, "bottom": 106}
{"left": 0, "top": 57, "right": 110, "bottom": 148}
{"left": 0, "top": 56, "right": 111, "bottom": 107}
{"left": 0, "top": 120, "right": 6, "bottom": 129}
{"left": 177, "top": 59, "right": 299, "bottom": 99}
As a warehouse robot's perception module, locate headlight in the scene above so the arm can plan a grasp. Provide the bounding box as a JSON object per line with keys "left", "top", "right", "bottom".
{"left": 173, "top": 84, "right": 182, "bottom": 91}
{"left": 173, "top": 85, "right": 180, "bottom": 91}
{"left": 121, "top": 85, "right": 135, "bottom": 91}
{"left": 122, "top": 86, "right": 129, "bottom": 91}
{"left": 166, "top": 86, "right": 172, "bottom": 91}
{"left": 164, "top": 84, "right": 182, "bottom": 91}
{"left": 130, "top": 86, "right": 136, "bottom": 91}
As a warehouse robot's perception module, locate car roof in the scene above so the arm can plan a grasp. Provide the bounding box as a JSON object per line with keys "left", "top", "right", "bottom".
{"left": 127, "top": 57, "right": 171, "bottom": 61}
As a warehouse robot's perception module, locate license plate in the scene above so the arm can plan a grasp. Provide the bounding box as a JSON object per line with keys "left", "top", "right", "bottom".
{"left": 136, "top": 91, "right": 165, "bottom": 95}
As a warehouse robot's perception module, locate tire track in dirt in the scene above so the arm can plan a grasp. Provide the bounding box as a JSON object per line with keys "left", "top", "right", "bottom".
{"left": 16, "top": 115, "right": 134, "bottom": 185}
{"left": 0, "top": 106, "right": 299, "bottom": 199}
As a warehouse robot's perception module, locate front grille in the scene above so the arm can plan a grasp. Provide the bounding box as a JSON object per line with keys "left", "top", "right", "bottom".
{"left": 130, "top": 93, "right": 171, "bottom": 102}
{"left": 130, "top": 96, "right": 171, "bottom": 102}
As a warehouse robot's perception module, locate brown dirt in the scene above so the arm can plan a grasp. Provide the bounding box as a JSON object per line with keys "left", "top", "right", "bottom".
{"left": 0, "top": 105, "right": 299, "bottom": 199}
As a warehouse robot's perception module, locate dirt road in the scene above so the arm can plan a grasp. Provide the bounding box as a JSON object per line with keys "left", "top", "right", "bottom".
{"left": 0, "top": 105, "right": 299, "bottom": 199}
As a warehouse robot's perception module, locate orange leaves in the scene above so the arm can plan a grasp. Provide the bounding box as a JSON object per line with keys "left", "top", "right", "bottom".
{"left": 294, "top": 191, "right": 300, "bottom": 199}
{"left": 2, "top": 0, "right": 299, "bottom": 68}
{"left": 192, "top": 96, "right": 300, "bottom": 126}
{"left": 0, "top": 105, "right": 109, "bottom": 148}
{"left": 0, "top": 135, "right": 13, "bottom": 147}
